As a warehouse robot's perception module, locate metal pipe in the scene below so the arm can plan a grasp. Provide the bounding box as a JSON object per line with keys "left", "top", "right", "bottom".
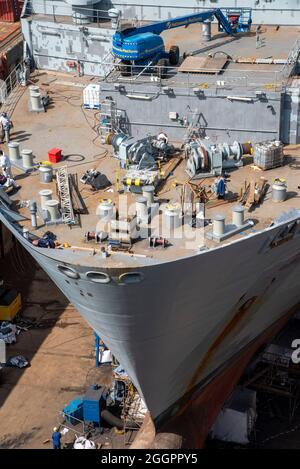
{"left": 202, "top": 21, "right": 211, "bottom": 42}
{"left": 127, "top": 121, "right": 279, "bottom": 134}
{"left": 142, "top": 185, "right": 155, "bottom": 206}
{"left": 29, "top": 201, "right": 37, "bottom": 229}
{"left": 136, "top": 196, "right": 148, "bottom": 222}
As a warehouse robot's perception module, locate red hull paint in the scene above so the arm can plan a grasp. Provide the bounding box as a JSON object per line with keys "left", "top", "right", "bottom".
{"left": 133, "top": 305, "right": 300, "bottom": 449}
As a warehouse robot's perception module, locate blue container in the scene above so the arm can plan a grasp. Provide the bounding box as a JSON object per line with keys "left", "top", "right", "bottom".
{"left": 83, "top": 386, "right": 104, "bottom": 426}
{"left": 63, "top": 397, "right": 83, "bottom": 425}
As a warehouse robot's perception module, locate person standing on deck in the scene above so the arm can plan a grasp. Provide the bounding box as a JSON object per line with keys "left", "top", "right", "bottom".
{"left": 0, "top": 150, "right": 13, "bottom": 178}
{"left": 0, "top": 113, "right": 12, "bottom": 143}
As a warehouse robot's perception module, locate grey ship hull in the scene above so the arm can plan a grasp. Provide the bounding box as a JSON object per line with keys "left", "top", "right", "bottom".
{"left": 1, "top": 208, "right": 300, "bottom": 434}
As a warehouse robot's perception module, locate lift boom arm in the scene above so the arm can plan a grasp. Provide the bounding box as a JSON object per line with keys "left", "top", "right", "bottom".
{"left": 118, "top": 8, "right": 248, "bottom": 38}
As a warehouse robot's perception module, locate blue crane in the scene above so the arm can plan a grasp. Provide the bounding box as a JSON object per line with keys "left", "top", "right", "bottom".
{"left": 112, "top": 8, "right": 252, "bottom": 77}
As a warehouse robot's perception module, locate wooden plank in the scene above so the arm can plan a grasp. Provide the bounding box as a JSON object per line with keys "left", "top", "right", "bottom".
{"left": 178, "top": 56, "right": 228, "bottom": 74}
{"left": 156, "top": 157, "right": 182, "bottom": 194}
{"left": 255, "top": 177, "right": 267, "bottom": 203}
{"left": 245, "top": 180, "right": 256, "bottom": 208}
{"left": 69, "top": 174, "right": 88, "bottom": 214}
{"left": 206, "top": 194, "right": 238, "bottom": 208}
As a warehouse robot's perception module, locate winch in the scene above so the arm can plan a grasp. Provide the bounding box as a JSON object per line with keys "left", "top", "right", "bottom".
{"left": 111, "top": 133, "right": 175, "bottom": 170}
{"left": 185, "top": 139, "right": 253, "bottom": 178}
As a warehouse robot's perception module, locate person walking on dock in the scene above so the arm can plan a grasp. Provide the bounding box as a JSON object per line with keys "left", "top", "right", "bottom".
{"left": 52, "top": 427, "right": 62, "bottom": 449}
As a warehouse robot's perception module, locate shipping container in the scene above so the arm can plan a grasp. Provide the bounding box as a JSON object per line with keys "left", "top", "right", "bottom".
{"left": 0, "top": 0, "right": 21, "bottom": 23}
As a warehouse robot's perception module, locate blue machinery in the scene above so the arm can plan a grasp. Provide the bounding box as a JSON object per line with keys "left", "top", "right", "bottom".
{"left": 112, "top": 8, "right": 252, "bottom": 76}
{"left": 95, "top": 332, "right": 100, "bottom": 368}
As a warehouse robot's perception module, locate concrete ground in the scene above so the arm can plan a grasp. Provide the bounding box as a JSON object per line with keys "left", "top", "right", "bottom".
{"left": 0, "top": 243, "right": 113, "bottom": 449}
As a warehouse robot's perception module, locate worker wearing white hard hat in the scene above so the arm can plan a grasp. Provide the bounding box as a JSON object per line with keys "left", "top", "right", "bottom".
{"left": 52, "top": 427, "right": 61, "bottom": 449}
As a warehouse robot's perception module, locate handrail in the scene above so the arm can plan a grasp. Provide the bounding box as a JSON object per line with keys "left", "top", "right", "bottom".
{"left": 280, "top": 34, "right": 300, "bottom": 79}
{"left": 0, "top": 63, "right": 26, "bottom": 116}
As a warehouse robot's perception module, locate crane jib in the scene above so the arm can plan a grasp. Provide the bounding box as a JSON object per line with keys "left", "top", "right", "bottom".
{"left": 129, "top": 9, "right": 217, "bottom": 36}
{"left": 165, "top": 14, "right": 214, "bottom": 30}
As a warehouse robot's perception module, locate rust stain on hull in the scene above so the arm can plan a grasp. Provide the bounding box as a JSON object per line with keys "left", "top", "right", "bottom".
{"left": 187, "top": 296, "right": 258, "bottom": 393}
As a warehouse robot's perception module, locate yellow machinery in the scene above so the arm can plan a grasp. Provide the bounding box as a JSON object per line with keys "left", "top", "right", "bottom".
{"left": 0, "top": 288, "right": 22, "bottom": 321}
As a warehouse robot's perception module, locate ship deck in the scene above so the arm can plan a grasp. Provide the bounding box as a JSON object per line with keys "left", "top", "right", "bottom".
{"left": 107, "top": 24, "right": 300, "bottom": 89}
{"left": 1, "top": 70, "right": 300, "bottom": 267}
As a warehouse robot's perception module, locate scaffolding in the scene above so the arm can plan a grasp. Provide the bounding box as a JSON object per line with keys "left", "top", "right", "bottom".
{"left": 243, "top": 344, "right": 300, "bottom": 423}
{"left": 56, "top": 166, "right": 76, "bottom": 225}
{"left": 112, "top": 364, "right": 146, "bottom": 447}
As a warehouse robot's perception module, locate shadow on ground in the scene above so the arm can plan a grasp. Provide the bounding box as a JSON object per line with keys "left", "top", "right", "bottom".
{"left": 0, "top": 240, "right": 69, "bottom": 409}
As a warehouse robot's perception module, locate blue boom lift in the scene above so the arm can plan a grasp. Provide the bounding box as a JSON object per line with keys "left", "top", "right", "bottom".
{"left": 112, "top": 8, "right": 252, "bottom": 77}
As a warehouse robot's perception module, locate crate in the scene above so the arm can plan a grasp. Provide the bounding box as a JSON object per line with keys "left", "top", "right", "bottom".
{"left": 83, "top": 385, "right": 104, "bottom": 426}
{"left": 48, "top": 148, "right": 62, "bottom": 164}
{"left": 0, "top": 288, "right": 21, "bottom": 321}
{"left": 253, "top": 140, "right": 284, "bottom": 170}
{"left": 83, "top": 84, "right": 101, "bottom": 110}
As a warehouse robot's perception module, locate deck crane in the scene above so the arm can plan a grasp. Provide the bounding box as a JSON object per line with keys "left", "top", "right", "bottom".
{"left": 112, "top": 8, "right": 252, "bottom": 77}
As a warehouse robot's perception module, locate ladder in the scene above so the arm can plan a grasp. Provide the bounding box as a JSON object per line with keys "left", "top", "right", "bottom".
{"left": 101, "top": 50, "right": 119, "bottom": 80}
{"left": 183, "top": 108, "right": 202, "bottom": 143}
{"left": 99, "top": 98, "right": 121, "bottom": 142}
{"left": 56, "top": 166, "right": 75, "bottom": 225}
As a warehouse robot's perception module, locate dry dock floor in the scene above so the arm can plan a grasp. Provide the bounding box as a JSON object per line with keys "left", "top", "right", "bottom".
{"left": 0, "top": 243, "right": 114, "bottom": 449}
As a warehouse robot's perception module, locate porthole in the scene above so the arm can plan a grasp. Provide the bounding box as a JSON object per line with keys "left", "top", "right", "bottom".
{"left": 85, "top": 271, "right": 111, "bottom": 284}
{"left": 57, "top": 265, "right": 80, "bottom": 279}
{"left": 118, "top": 272, "right": 144, "bottom": 284}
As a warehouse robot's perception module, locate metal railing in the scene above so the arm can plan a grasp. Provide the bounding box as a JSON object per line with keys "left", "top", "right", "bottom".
{"left": 99, "top": 60, "right": 283, "bottom": 92}
{"left": 0, "top": 64, "right": 26, "bottom": 117}
{"left": 21, "top": 0, "right": 299, "bottom": 87}
{"left": 22, "top": 0, "right": 121, "bottom": 28}
{"left": 281, "top": 34, "right": 300, "bottom": 79}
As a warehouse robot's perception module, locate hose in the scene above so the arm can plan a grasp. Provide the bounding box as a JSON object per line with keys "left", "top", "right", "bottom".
{"left": 101, "top": 409, "right": 124, "bottom": 429}
{"left": 101, "top": 409, "right": 139, "bottom": 430}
